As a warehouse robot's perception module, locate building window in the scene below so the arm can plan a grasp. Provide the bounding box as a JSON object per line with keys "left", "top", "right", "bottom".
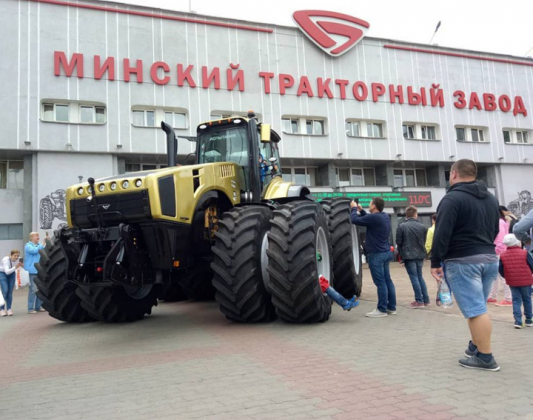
{"left": 336, "top": 168, "right": 376, "bottom": 187}
{"left": 42, "top": 101, "right": 106, "bottom": 124}
{"left": 282, "top": 116, "right": 327, "bottom": 136}
{"left": 346, "top": 119, "right": 386, "bottom": 138}
{"left": 403, "top": 124, "right": 415, "bottom": 139}
{"left": 0, "top": 161, "right": 24, "bottom": 189}
{"left": 132, "top": 110, "right": 156, "bottom": 127}
{"left": 164, "top": 112, "right": 187, "bottom": 129}
{"left": 285, "top": 167, "right": 316, "bottom": 186}
{"left": 471, "top": 128, "right": 484, "bottom": 142}
{"left": 455, "top": 126, "right": 488, "bottom": 142}
{"left": 502, "top": 128, "right": 531, "bottom": 144}
{"left": 306, "top": 119, "right": 324, "bottom": 135}
{"left": 456, "top": 127, "right": 465, "bottom": 141}
{"left": 282, "top": 118, "right": 299, "bottom": 134}
{"left": 394, "top": 169, "right": 427, "bottom": 187}
{"left": 367, "top": 123, "right": 383, "bottom": 138}
{"left": 132, "top": 107, "right": 188, "bottom": 129}
{"left": 345, "top": 121, "right": 360, "bottom": 137}
{"left": 80, "top": 105, "right": 106, "bottom": 124}
{"left": 42, "top": 103, "right": 69, "bottom": 122}
{"left": 0, "top": 224, "right": 23, "bottom": 240}
{"left": 421, "top": 125, "right": 436, "bottom": 140}
{"left": 517, "top": 131, "right": 529, "bottom": 144}
{"left": 503, "top": 130, "right": 511, "bottom": 143}
{"left": 403, "top": 123, "right": 440, "bottom": 140}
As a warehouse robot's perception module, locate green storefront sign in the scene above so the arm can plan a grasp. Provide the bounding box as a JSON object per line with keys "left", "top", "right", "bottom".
{"left": 312, "top": 191, "right": 433, "bottom": 208}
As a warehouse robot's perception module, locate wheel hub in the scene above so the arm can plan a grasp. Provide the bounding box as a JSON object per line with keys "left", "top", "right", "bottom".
{"left": 316, "top": 227, "right": 331, "bottom": 284}
{"left": 351, "top": 225, "right": 361, "bottom": 275}
{"left": 260, "top": 232, "right": 271, "bottom": 293}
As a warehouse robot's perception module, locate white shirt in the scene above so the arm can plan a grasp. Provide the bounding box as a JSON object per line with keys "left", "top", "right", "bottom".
{"left": 0, "top": 256, "right": 19, "bottom": 275}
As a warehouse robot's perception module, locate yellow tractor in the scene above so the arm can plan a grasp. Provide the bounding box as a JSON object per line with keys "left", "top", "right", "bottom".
{"left": 35, "top": 112, "right": 362, "bottom": 323}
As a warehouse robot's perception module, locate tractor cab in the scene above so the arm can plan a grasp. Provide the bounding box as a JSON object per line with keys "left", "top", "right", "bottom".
{"left": 196, "top": 112, "right": 281, "bottom": 202}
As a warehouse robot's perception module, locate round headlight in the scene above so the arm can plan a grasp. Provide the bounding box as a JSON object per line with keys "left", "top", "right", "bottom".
{"left": 110, "top": 182, "right": 117, "bottom": 191}
{"left": 98, "top": 184, "right": 105, "bottom": 192}
{"left": 135, "top": 179, "right": 142, "bottom": 188}
{"left": 77, "top": 187, "right": 84, "bottom": 195}
{"left": 122, "top": 180, "right": 129, "bottom": 189}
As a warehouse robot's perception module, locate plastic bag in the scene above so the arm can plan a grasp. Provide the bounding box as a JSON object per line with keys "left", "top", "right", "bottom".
{"left": 17, "top": 269, "right": 30, "bottom": 289}
{"left": 0, "top": 288, "right": 5, "bottom": 308}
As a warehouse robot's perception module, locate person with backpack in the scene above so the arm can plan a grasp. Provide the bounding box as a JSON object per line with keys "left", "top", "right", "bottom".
{"left": 498, "top": 234, "right": 533, "bottom": 329}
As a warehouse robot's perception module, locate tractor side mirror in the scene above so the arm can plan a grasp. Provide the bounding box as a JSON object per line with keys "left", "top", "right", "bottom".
{"left": 260, "top": 123, "right": 271, "bottom": 143}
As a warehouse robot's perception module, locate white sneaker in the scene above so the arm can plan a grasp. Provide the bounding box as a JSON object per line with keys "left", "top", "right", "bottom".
{"left": 365, "top": 309, "right": 388, "bottom": 318}
{"left": 386, "top": 309, "right": 397, "bottom": 315}
{"left": 0, "top": 309, "right": 6, "bottom": 317}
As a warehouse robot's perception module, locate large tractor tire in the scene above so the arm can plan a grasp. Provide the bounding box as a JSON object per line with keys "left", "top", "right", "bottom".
{"left": 211, "top": 206, "right": 276, "bottom": 323}
{"left": 76, "top": 284, "right": 158, "bottom": 323}
{"left": 267, "top": 201, "right": 333, "bottom": 323}
{"left": 34, "top": 236, "right": 94, "bottom": 323}
{"left": 320, "top": 198, "right": 363, "bottom": 297}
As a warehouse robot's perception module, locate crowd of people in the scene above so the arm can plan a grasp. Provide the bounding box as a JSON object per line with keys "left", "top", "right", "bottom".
{"left": 2, "top": 159, "right": 532, "bottom": 374}
{"left": 0, "top": 232, "right": 46, "bottom": 316}
{"left": 350, "top": 159, "right": 532, "bottom": 372}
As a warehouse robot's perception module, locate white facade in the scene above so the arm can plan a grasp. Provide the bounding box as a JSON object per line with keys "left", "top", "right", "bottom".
{"left": 1, "top": 0, "right": 533, "bottom": 252}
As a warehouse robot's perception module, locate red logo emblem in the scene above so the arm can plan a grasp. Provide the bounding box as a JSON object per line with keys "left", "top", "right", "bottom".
{"left": 293, "top": 10, "right": 370, "bottom": 57}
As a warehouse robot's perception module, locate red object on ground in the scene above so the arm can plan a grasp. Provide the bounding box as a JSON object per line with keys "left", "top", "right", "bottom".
{"left": 319, "top": 275, "right": 330, "bottom": 293}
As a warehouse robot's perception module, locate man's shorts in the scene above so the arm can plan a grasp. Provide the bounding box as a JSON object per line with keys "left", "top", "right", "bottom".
{"left": 444, "top": 261, "right": 498, "bottom": 319}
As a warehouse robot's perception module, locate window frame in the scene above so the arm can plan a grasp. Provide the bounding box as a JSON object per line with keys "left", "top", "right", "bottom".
{"left": 165, "top": 111, "right": 188, "bottom": 129}
{"left": 517, "top": 130, "right": 529, "bottom": 144}
{"left": 345, "top": 119, "right": 386, "bottom": 139}
{"left": 285, "top": 167, "right": 317, "bottom": 186}
{"left": 305, "top": 119, "right": 325, "bottom": 136}
{"left": 42, "top": 102, "right": 70, "bottom": 123}
{"left": 41, "top": 101, "right": 106, "bottom": 125}
{"left": 79, "top": 105, "right": 106, "bottom": 124}
{"left": 421, "top": 125, "right": 436, "bottom": 140}
{"left": 281, "top": 116, "right": 327, "bottom": 136}
{"left": 393, "top": 168, "right": 428, "bottom": 188}
{"left": 455, "top": 125, "right": 488, "bottom": 143}
{"left": 335, "top": 167, "right": 376, "bottom": 187}
{"left": 402, "top": 124, "right": 415, "bottom": 139}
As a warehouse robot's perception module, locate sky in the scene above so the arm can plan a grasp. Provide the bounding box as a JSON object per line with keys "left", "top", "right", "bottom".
{"left": 107, "top": 0, "right": 533, "bottom": 58}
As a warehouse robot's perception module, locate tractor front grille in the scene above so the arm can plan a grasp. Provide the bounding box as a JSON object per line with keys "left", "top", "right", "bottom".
{"left": 70, "top": 191, "right": 152, "bottom": 228}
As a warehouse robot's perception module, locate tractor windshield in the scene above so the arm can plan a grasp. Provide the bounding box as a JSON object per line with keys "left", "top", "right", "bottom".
{"left": 198, "top": 125, "right": 249, "bottom": 167}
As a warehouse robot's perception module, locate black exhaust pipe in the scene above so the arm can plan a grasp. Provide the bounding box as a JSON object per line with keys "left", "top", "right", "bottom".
{"left": 161, "top": 121, "right": 177, "bottom": 167}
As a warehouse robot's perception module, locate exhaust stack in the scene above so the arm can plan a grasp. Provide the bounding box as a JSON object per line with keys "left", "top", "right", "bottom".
{"left": 161, "top": 121, "right": 177, "bottom": 167}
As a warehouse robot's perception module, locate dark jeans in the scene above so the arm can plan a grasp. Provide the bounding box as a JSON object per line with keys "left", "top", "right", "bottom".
{"left": 510, "top": 285, "right": 533, "bottom": 324}
{"left": 0, "top": 272, "right": 16, "bottom": 310}
{"left": 28, "top": 274, "right": 42, "bottom": 311}
{"left": 404, "top": 259, "right": 430, "bottom": 304}
{"left": 367, "top": 251, "right": 396, "bottom": 313}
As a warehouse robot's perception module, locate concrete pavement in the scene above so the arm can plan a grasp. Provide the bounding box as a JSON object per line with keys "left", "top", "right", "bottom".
{"left": 0, "top": 262, "right": 531, "bottom": 420}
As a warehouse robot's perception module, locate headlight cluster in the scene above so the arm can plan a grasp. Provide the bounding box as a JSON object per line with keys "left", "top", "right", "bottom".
{"left": 77, "top": 179, "right": 142, "bottom": 195}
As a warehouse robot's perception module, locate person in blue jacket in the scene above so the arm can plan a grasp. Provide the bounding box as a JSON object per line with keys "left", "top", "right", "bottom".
{"left": 24, "top": 232, "right": 46, "bottom": 314}
{"left": 350, "top": 197, "right": 396, "bottom": 318}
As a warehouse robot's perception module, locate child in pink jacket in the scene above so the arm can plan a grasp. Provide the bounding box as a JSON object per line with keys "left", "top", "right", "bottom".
{"left": 488, "top": 206, "right": 512, "bottom": 306}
